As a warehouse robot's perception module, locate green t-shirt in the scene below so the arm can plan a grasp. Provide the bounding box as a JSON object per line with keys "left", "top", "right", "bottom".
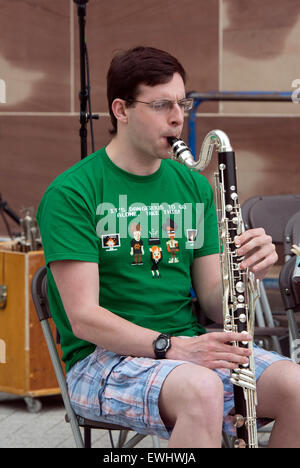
{"left": 37, "top": 147, "right": 219, "bottom": 372}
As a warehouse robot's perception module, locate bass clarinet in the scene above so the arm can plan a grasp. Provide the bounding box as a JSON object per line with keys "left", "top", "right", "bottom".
{"left": 168, "top": 130, "right": 259, "bottom": 448}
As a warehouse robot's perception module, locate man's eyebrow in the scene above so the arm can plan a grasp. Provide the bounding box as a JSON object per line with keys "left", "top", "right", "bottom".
{"left": 146, "top": 96, "right": 187, "bottom": 102}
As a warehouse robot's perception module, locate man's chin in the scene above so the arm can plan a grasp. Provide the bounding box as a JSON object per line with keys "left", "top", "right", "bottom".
{"left": 157, "top": 146, "right": 173, "bottom": 160}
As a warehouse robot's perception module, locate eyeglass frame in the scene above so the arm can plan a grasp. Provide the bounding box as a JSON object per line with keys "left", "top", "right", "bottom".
{"left": 124, "top": 97, "right": 194, "bottom": 112}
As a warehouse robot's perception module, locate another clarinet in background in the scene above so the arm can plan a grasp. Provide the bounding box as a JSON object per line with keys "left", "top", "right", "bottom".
{"left": 168, "top": 130, "right": 259, "bottom": 448}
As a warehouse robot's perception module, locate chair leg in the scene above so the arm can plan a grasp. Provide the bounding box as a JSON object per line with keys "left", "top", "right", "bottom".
{"left": 222, "top": 430, "right": 233, "bottom": 448}
{"left": 259, "top": 282, "right": 282, "bottom": 354}
{"left": 122, "top": 433, "right": 147, "bottom": 448}
{"left": 151, "top": 435, "right": 161, "bottom": 447}
{"left": 287, "top": 309, "right": 300, "bottom": 361}
{"left": 40, "top": 321, "right": 85, "bottom": 448}
{"left": 117, "top": 429, "right": 129, "bottom": 447}
{"left": 84, "top": 427, "right": 92, "bottom": 448}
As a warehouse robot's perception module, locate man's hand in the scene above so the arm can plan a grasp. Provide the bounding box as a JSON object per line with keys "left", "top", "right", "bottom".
{"left": 235, "top": 227, "right": 278, "bottom": 280}
{"left": 169, "top": 332, "right": 252, "bottom": 370}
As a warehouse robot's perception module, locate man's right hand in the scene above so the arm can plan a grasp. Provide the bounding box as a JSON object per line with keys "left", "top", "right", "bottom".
{"left": 168, "top": 332, "right": 252, "bottom": 370}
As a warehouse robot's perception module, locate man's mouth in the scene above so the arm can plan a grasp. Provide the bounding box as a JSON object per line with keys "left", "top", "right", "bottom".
{"left": 164, "top": 135, "right": 180, "bottom": 145}
{"left": 166, "top": 136, "right": 180, "bottom": 146}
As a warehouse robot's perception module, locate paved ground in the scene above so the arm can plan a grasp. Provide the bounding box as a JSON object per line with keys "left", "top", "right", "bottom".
{"left": 0, "top": 391, "right": 272, "bottom": 448}
{"left": 0, "top": 392, "right": 167, "bottom": 448}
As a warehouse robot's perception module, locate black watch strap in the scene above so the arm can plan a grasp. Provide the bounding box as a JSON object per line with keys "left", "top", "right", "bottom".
{"left": 153, "top": 333, "right": 171, "bottom": 359}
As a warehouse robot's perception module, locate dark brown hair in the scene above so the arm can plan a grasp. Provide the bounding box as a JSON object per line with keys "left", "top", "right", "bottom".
{"left": 107, "top": 47, "right": 186, "bottom": 135}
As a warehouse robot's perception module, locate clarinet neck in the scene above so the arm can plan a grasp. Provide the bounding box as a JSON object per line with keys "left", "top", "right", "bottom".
{"left": 168, "top": 129, "right": 233, "bottom": 172}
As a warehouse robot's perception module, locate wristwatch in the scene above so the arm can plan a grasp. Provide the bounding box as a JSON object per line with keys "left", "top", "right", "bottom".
{"left": 153, "top": 333, "right": 171, "bottom": 359}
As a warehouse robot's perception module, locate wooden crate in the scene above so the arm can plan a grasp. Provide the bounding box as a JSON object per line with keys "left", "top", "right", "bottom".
{"left": 0, "top": 245, "right": 61, "bottom": 402}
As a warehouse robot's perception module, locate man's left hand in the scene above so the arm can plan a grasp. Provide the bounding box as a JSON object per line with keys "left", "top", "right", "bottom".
{"left": 235, "top": 228, "right": 278, "bottom": 280}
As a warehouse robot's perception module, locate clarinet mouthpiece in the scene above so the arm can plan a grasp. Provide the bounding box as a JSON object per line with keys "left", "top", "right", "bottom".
{"left": 167, "top": 137, "right": 195, "bottom": 168}
{"left": 167, "top": 136, "right": 178, "bottom": 146}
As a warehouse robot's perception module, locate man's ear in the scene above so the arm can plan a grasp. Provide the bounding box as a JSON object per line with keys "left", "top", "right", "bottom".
{"left": 111, "top": 98, "right": 128, "bottom": 125}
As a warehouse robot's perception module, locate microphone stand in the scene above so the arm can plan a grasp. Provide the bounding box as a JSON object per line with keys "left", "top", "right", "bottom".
{"left": 74, "top": 0, "right": 98, "bottom": 159}
{"left": 0, "top": 194, "right": 20, "bottom": 225}
{"left": 0, "top": 193, "right": 20, "bottom": 239}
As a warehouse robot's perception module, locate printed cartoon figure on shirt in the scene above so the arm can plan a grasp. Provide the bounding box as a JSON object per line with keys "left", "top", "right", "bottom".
{"left": 149, "top": 245, "right": 162, "bottom": 278}
{"left": 163, "top": 218, "right": 180, "bottom": 263}
{"left": 130, "top": 222, "right": 144, "bottom": 265}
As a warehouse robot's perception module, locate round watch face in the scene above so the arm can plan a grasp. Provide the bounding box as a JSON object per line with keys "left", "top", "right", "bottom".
{"left": 156, "top": 337, "right": 167, "bottom": 350}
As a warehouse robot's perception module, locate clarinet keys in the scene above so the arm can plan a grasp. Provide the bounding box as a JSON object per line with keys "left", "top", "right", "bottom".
{"left": 233, "top": 414, "right": 245, "bottom": 428}
{"left": 234, "top": 439, "right": 247, "bottom": 449}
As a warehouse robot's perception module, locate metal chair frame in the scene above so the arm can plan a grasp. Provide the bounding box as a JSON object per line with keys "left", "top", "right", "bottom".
{"left": 31, "top": 266, "right": 160, "bottom": 448}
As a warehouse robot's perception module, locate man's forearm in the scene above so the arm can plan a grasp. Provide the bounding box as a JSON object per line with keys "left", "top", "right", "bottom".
{"left": 71, "top": 304, "right": 159, "bottom": 358}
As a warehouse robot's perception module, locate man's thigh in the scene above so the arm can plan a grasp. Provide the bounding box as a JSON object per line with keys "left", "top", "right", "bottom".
{"left": 256, "top": 359, "right": 299, "bottom": 419}
{"left": 158, "top": 363, "right": 223, "bottom": 428}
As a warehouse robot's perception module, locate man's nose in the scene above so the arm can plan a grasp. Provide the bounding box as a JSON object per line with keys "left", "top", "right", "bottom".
{"left": 168, "top": 103, "right": 184, "bottom": 126}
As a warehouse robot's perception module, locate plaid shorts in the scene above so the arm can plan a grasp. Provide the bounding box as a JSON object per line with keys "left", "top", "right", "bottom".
{"left": 66, "top": 342, "right": 291, "bottom": 439}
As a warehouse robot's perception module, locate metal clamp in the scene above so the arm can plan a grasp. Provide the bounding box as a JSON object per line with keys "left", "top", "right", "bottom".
{"left": 0, "top": 285, "right": 7, "bottom": 309}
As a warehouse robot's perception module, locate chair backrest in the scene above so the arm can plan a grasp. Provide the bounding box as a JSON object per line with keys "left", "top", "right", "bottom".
{"left": 31, "top": 265, "right": 51, "bottom": 322}
{"left": 242, "top": 194, "right": 300, "bottom": 243}
{"left": 279, "top": 256, "right": 300, "bottom": 312}
{"left": 283, "top": 211, "right": 300, "bottom": 260}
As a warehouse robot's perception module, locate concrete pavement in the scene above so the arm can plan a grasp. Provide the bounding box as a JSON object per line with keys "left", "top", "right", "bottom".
{"left": 0, "top": 392, "right": 272, "bottom": 448}
{"left": 0, "top": 392, "right": 166, "bottom": 448}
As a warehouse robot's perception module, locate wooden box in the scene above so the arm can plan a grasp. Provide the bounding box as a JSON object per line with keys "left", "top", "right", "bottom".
{"left": 0, "top": 244, "right": 61, "bottom": 407}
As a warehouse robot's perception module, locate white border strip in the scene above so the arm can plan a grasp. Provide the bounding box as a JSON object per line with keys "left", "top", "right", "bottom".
{"left": 0, "top": 79, "right": 6, "bottom": 104}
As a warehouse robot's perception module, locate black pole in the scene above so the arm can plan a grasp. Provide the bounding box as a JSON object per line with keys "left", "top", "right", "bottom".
{"left": 0, "top": 194, "right": 20, "bottom": 225}
{"left": 74, "top": 0, "right": 89, "bottom": 159}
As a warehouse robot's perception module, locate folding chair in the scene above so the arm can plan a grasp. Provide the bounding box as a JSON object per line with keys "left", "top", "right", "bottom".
{"left": 31, "top": 265, "right": 159, "bottom": 448}
{"left": 284, "top": 211, "right": 300, "bottom": 262}
{"left": 279, "top": 256, "right": 300, "bottom": 360}
{"left": 279, "top": 210, "right": 300, "bottom": 357}
{"left": 242, "top": 195, "right": 300, "bottom": 240}
{"left": 241, "top": 195, "right": 300, "bottom": 354}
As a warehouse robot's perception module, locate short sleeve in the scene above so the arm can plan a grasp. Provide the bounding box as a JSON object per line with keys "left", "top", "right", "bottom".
{"left": 37, "top": 185, "right": 99, "bottom": 266}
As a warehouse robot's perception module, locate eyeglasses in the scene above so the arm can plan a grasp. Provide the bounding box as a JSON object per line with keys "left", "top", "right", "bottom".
{"left": 125, "top": 98, "right": 194, "bottom": 113}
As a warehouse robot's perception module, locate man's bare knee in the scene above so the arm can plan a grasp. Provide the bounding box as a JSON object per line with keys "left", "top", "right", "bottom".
{"left": 159, "top": 363, "right": 223, "bottom": 427}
